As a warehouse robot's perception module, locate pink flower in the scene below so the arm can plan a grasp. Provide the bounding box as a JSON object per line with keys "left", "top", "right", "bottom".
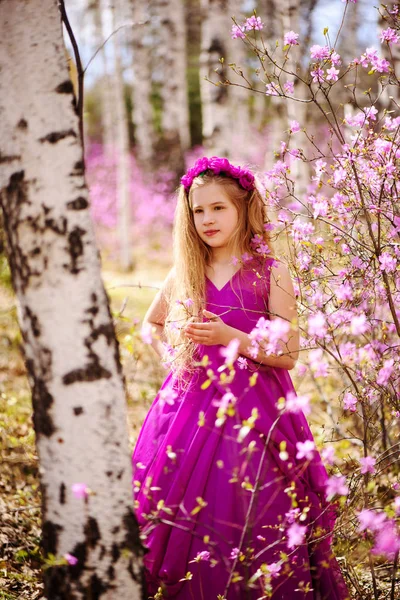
{"left": 350, "top": 314, "right": 368, "bottom": 335}
{"left": 193, "top": 551, "right": 210, "bottom": 562}
{"left": 310, "top": 44, "right": 330, "bottom": 60}
{"left": 360, "top": 456, "right": 376, "bottom": 475}
{"left": 285, "top": 391, "right": 311, "bottom": 416}
{"left": 266, "top": 82, "right": 279, "bottom": 96}
{"left": 181, "top": 156, "right": 255, "bottom": 192}
{"left": 343, "top": 392, "right": 357, "bottom": 412}
{"left": 290, "top": 120, "right": 301, "bottom": 133}
{"left": 357, "top": 509, "right": 387, "bottom": 532}
{"left": 372, "top": 521, "right": 400, "bottom": 559}
{"left": 325, "top": 475, "right": 348, "bottom": 501}
{"left": 284, "top": 81, "right": 294, "bottom": 94}
{"left": 394, "top": 497, "right": 400, "bottom": 516}
{"left": 71, "top": 483, "right": 89, "bottom": 500}
{"left": 287, "top": 523, "right": 307, "bottom": 549}
{"left": 380, "top": 28, "right": 399, "bottom": 44}
{"left": 321, "top": 445, "right": 336, "bottom": 465}
{"left": 377, "top": 358, "right": 394, "bottom": 386}
{"left": 140, "top": 322, "right": 153, "bottom": 344}
{"left": 266, "top": 562, "right": 282, "bottom": 578}
{"left": 159, "top": 388, "right": 178, "bottom": 406}
{"left": 237, "top": 357, "right": 248, "bottom": 370}
{"left": 308, "top": 312, "right": 327, "bottom": 338}
{"left": 326, "top": 66, "right": 339, "bottom": 82}
{"left": 284, "top": 31, "right": 299, "bottom": 46}
{"left": 296, "top": 440, "right": 315, "bottom": 461}
{"left": 244, "top": 16, "right": 264, "bottom": 31}
{"left": 379, "top": 252, "right": 397, "bottom": 272}
{"left": 311, "top": 68, "right": 324, "bottom": 83}
{"left": 64, "top": 553, "right": 78, "bottom": 566}
{"left": 220, "top": 338, "right": 240, "bottom": 365}
{"left": 231, "top": 24, "right": 246, "bottom": 40}
{"left": 183, "top": 298, "right": 194, "bottom": 307}
{"left": 230, "top": 547, "right": 240, "bottom": 559}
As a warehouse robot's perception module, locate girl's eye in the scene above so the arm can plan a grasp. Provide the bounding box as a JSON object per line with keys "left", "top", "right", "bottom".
{"left": 194, "top": 209, "right": 203, "bottom": 214}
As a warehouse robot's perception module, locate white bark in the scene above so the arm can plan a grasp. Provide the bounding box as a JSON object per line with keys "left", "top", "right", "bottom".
{"left": 90, "top": 0, "right": 117, "bottom": 155}
{"left": 129, "top": 1, "right": 154, "bottom": 164}
{"left": 200, "top": 0, "right": 234, "bottom": 155}
{"left": 112, "top": 2, "right": 133, "bottom": 271}
{"left": 0, "top": 1, "right": 143, "bottom": 597}
{"left": 153, "top": 0, "right": 191, "bottom": 166}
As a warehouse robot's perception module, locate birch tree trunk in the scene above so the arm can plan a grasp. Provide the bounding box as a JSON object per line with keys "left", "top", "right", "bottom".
{"left": 112, "top": 2, "right": 133, "bottom": 271}
{"left": 129, "top": 1, "right": 155, "bottom": 166}
{"left": 90, "top": 0, "right": 117, "bottom": 156}
{"left": 200, "top": 0, "right": 233, "bottom": 155}
{"left": 153, "top": 0, "right": 191, "bottom": 170}
{"left": 0, "top": 2, "right": 143, "bottom": 598}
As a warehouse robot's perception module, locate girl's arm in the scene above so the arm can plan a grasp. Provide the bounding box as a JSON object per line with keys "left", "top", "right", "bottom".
{"left": 142, "top": 269, "right": 174, "bottom": 358}
{"left": 186, "top": 261, "right": 300, "bottom": 370}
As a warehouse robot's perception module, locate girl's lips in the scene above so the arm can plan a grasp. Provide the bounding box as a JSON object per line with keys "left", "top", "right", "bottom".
{"left": 205, "top": 230, "right": 219, "bottom": 236}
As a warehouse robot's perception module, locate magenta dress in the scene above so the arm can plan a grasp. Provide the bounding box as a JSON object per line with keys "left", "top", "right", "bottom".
{"left": 132, "top": 256, "right": 350, "bottom": 599}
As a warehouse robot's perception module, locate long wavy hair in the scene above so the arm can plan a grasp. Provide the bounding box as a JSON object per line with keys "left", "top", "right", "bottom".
{"left": 164, "top": 170, "right": 276, "bottom": 384}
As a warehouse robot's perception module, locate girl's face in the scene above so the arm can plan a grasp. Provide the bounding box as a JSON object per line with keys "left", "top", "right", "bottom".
{"left": 191, "top": 182, "right": 239, "bottom": 251}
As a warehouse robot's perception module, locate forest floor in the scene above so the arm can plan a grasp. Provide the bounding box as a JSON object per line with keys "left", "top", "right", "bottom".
{"left": 0, "top": 254, "right": 396, "bottom": 599}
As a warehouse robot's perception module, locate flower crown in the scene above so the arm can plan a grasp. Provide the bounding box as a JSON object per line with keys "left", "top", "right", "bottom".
{"left": 181, "top": 156, "right": 255, "bottom": 193}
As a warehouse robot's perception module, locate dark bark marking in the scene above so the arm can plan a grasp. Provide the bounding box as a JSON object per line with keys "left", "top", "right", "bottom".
{"left": 39, "top": 129, "right": 77, "bottom": 144}
{"left": 17, "top": 118, "right": 28, "bottom": 129}
{"left": 64, "top": 225, "right": 86, "bottom": 274}
{"left": 55, "top": 80, "right": 74, "bottom": 94}
{"left": 69, "top": 160, "right": 85, "bottom": 178}
{"left": 73, "top": 406, "right": 83, "bottom": 415}
{"left": 44, "top": 216, "right": 67, "bottom": 235}
{"left": 26, "top": 348, "right": 56, "bottom": 438}
{"left": 106, "top": 471, "right": 112, "bottom": 478}
{"left": 111, "top": 543, "right": 120, "bottom": 562}
{"left": 107, "top": 565, "right": 115, "bottom": 580}
{"left": 89, "top": 574, "right": 107, "bottom": 599}
{"left": 59, "top": 482, "right": 66, "bottom": 505}
{"left": 42, "top": 520, "right": 63, "bottom": 555}
{"left": 116, "top": 469, "right": 124, "bottom": 480}
{"left": 67, "top": 196, "right": 88, "bottom": 210}
{"left": 0, "top": 152, "right": 21, "bottom": 163}
{"left": 24, "top": 306, "right": 41, "bottom": 337}
{"left": 84, "top": 517, "right": 101, "bottom": 548}
{"left": 69, "top": 542, "right": 87, "bottom": 580}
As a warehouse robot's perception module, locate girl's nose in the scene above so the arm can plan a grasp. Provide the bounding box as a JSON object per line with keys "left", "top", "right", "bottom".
{"left": 203, "top": 212, "right": 215, "bottom": 224}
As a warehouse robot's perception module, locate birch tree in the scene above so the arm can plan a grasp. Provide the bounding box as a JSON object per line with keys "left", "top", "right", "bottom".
{"left": 153, "top": 0, "right": 191, "bottom": 170}
{"left": 0, "top": 1, "right": 143, "bottom": 597}
{"left": 200, "top": 0, "right": 233, "bottom": 155}
{"left": 129, "top": 0, "right": 155, "bottom": 166}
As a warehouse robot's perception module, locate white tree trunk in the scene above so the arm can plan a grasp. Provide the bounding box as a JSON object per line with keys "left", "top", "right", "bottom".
{"left": 200, "top": 0, "right": 233, "bottom": 155}
{"left": 0, "top": 2, "right": 143, "bottom": 598}
{"left": 112, "top": 2, "right": 133, "bottom": 271}
{"left": 153, "top": 0, "right": 191, "bottom": 168}
{"left": 129, "top": 1, "right": 155, "bottom": 165}
{"left": 90, "top": 0, "right": 117, "bottom": 156}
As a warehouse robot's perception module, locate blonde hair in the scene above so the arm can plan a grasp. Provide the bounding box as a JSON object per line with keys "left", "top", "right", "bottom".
{"left": 164, "top": 171, "right": 275, "bottom": 385}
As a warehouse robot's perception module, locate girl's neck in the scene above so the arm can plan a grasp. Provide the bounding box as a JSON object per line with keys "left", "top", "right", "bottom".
{"left": 210, "top": 247, "right": 239, "bottom": 266}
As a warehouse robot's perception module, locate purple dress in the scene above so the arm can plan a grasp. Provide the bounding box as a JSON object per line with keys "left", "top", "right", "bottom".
{"left": 132, "top": 257, "right": 350, "bottom": 599}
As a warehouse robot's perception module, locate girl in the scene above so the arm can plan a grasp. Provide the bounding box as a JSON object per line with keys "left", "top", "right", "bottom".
{"left": 132, "top": 156, "right": 350, "bottom": 600}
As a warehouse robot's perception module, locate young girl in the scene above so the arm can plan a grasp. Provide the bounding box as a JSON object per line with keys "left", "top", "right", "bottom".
{"left": 132, "top": 157, "right": 350, "bottom": 600}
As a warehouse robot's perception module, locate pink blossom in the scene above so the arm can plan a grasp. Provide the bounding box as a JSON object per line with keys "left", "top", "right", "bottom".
{"left": 285, "top": 391, "right": 311, "bottom": 416}
{"left": 230, "top": 547, "right": 240, "bottom": 559}
{"left": 310, "top": 45, "right": 330, "bottom": 60}
{"left": 350, "top": 314, "right": 368, "bottom": 335}
{"left": 244, "top": 16, "right": 264, "bottom": 31}
{"left": 330, "top": 51, "right": 342, "bottom": 66}
{"left": 71, "top": 483, "right": 89, "bottom": 500}
{"left": 220, "top": 338, "right": 240, "bottom": 365}
{"left": 308, "top": 312, "right": 327, "bottom": 338}
{"left": 394, "top": 497, "right": 400, "bottom": 516}
{"left": 284, "top": 31, "right": 299, "bottom": 46}
{"left": 266, "top": 82, "right": 280, "bottom": 96}
{"left": 159, "top": 388, "right": 178, "bottom": 407}
{"left": 266, "top": 562, "right": 282, "bottom": 577}
{"left": 64, "top": 553, "right": 78, "bottom": 566}
{"left": 284, "top": 81, "right": 294, "bottom": 94}
{"left": 296, "top": 440, "right": 315, "bottom": 461}
{"left": 237, "top": 357, "right": 248, "bottom": 370}
{"left": 184, "top": 298, "right": 194, "bottom": 307}
{"left": 290, "top": 120, "right": 301, "bottom": 133}
{"left": 325, "top": 475, "right": 348, "bottom": 501}
{"left": 377, "top": 358, "right": 394, "bottom": 386}
{"left": 379, "top": 252, "right": 397, "bottom": 272}
{"left": 231, "top": 24, "right": 246, "bottom": 39}
{"left": 380, "top": 28, "right": 399, "bottom": 44}
{"left": 326, "top": 66, "right": 339, "bottom": 82}
{"left": 287, "top": 523, "right": 307, "bottom": 549}
{"left": 321, "top": 445, "right": 336, "bottom": 465}
{"left": 360, "top": 456, "right": 376, "bottom": 475}
{"left": 194, "top": 551, "right": 210, "bottom": 561}
{"left": 309, "top": 349, "right": 329, "bottom": 378}
{"left": 357, "top": 509, "right": 387, "bottom": 532}
{"left": 343, "top": 391, "right": 357, "bottom": 412}
{"left": 372, "top": 521, "right": 400, "bottom": 559}
{"left": 311, "top": 68, "right": 324, "bottom": 83}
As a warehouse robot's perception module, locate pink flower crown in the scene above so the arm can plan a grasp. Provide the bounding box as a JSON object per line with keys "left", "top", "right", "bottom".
{"left": 181, "top": 156, "right": 255, "bottom": 193}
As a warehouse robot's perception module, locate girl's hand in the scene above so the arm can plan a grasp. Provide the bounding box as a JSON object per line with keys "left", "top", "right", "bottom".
{"left": 184, "top": 309, "right": 228, "bottom": 346}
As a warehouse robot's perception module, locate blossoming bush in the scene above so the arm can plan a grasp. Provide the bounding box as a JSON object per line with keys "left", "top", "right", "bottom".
{"left": 223, "top": 0, "right": 400, "bottom": 596}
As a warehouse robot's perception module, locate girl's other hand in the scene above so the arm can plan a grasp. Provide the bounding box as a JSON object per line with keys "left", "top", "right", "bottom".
{"left": 184, "top": 309, "right": 228, "bottom": 346}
